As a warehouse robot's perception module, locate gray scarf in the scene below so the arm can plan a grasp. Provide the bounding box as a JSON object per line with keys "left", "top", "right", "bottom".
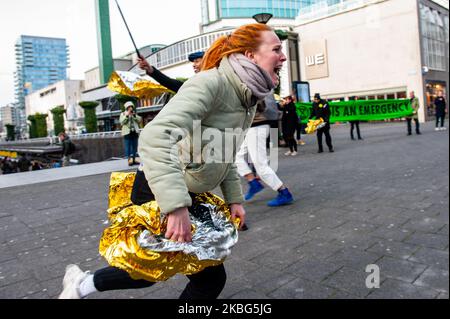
{"left": 228, "top": 53, "right": 275, "bottom": 103}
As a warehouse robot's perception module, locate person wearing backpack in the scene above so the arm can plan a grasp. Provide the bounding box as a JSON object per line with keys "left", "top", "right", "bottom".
{"left": 59, "top": 132, "right": 75, "bottom": 167}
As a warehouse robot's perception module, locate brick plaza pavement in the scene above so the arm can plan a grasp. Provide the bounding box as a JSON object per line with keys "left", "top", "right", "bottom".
{"left": 0, "top": 121, "right": 448, "bottom": 299}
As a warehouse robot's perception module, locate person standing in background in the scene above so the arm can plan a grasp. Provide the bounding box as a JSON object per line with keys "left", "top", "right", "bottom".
{"left": 310, "top": 93, "right": 334, "bottom": 153}
{"left": 406, "top": 91, "right": 421, "bottom": 136}
{"left": 120, "top": 101, "right": 143, "bottom": 166}
{"left": 349, "top": 96, "right": 363, "bottom": 140}
{"left": 434, "top": 90, "right": 447, "bottom": 131}
{"left": 279, "top": 95, "right": 299, "bottom": 156}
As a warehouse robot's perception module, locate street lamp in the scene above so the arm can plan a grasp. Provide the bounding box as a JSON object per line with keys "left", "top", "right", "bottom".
{"left": 252, "top": 13, "right": 273, "bottom": 24}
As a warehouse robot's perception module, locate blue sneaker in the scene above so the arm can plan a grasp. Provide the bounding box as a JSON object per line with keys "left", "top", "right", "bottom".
{"left": 267, "top": 188, "right": 294, "bottom": 207}
{"left": 244, "top": 179, "right": 264, "bottom": 201}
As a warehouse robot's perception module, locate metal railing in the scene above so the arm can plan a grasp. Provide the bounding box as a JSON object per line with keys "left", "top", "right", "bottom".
{"left": 0, "top": 130, "right": 134, "bottom": 146}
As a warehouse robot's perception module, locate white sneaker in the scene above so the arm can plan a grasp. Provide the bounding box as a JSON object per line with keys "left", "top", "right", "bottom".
{"left": 58, "top": 264, "right": 89, "bottom": 299}
{"left": 284, "top": 151, "right": 292, "bottom": 156}
{"left": 441, "top": 127, "right": 447, "bottom": 131}
{"left": 291, "top": 151, "right": 298, "bottom": 156}
{"left": 435, "top": 127, "right": 440, "bottom": 131}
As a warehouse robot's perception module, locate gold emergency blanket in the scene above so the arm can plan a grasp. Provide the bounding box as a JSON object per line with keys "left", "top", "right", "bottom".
{"left": 99, "top": 172, "right": 239, "bottom": 282}
{"left": 107, "top": 71, "right": 174, "bottom": 99}
{"left": 305, "top": 118, "right": 325, "bottom": 134}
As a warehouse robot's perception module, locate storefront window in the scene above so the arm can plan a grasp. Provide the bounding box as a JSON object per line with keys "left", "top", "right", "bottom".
{"left": 396, "top": 92, "right": 406, "bottom": 99}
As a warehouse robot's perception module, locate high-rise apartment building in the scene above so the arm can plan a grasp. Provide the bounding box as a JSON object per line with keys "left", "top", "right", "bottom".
{"left": 14, "top": 35, "right": 69, "bottom": 136}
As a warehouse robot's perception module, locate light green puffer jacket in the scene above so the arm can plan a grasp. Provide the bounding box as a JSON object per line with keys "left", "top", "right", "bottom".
{"left": 138, "top": 56, "right": 258, "bottom": 215}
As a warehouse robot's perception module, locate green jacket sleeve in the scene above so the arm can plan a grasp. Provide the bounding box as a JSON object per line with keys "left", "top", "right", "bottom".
{"left": 220, "top": 163, "right": 244, "bottom": 205}
{"left": 119, "top": 113, "right": 128, "bottom": 126}
{"left": 138, "top": 72, "right": 219, "bottom": 215}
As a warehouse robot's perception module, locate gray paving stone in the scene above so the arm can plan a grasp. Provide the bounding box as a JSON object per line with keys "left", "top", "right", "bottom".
{"left": 366, "top": 278, "right": 440, "bottom": 299}
{"left": 0, "top": 260, "right": 33, "bottom": 287}
{"left": 437, "top": 224, "right": 449, "bottom": 235}
{"left": 413, "top": 267, "right": 449, "bottom": 292}
{"left": 408, "top": 247, "right": 449, "bottom": 270}
{"left": 376, "top": 256, "right": 428, "bottom": 283}
{"left": 370, "top": 227, "right": 415, "bottom": 242}
{"left": 326, "top": 248, "right": 383, "bottom": 271}
{"left": 321, "top": 267, "right": 373, "bottom": 298}
{"left": 366, "top": 239, "right": 421, "bottom": 260}
{"left": 249, "top": 247, "right": 306, "bottom": 270}
{"left": 229, "top": 288, "right": 271, "bottom": 299}
{"left": 0, "top": 245, "right": 15, "bottom": 263}
{"left": 284, "top": 257, "right": 343, "bottom": 283}
{"left": 404, "top": 232, "right": 449, "bottom": 250}
{"left": 268, "top": 277, "right": 335, "bottom": 299}
{"left": 402, "top": 217, "right": 448, "bottom": 234}
{"left": 0, "top": 279, "right": 43, "bottom": 299}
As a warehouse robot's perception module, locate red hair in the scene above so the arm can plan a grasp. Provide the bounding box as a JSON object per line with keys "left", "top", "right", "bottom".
{"left": 201, "top": 23, "right": 272, "bottom": 71}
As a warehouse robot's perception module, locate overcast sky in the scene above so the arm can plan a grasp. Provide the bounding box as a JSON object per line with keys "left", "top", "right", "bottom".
{"left": 0, "top": 0, "right": 201, "bottom": 106}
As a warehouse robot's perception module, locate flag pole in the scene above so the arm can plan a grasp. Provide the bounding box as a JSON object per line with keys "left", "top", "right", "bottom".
{"left": 113, "top": 0, "right": 142, "bottom": 58}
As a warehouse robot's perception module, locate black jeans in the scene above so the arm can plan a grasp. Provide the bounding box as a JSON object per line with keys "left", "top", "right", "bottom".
{"left": 407, "top": 118, "right": 420, "bottom": 134}
{"left": 317, "top": 123, "right": 333, "bottom": 151}
{"left": 93, "top": 263, "right": 227, "bottom": 299}
{"left": 350, "top": 121, "right": 362, "bottom": 139}
{"left": 436, "top": 115, "right": 445, "bottom": 127}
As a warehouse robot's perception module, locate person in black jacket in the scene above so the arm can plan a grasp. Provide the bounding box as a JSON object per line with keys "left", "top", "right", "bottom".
{"left": 310, "top": 93, "right": 334, "bottom": 153}
{"left": 434, "top": 91, "right": 447, "bottom": 131}
{"left": 58, "top": 132, "right": 76, "bottom": 166}
{"left": 131, "top": 52, "right": 204, "bottom": 206}
{"left": 279, "top": 95, "right": 299, "bottom": 155}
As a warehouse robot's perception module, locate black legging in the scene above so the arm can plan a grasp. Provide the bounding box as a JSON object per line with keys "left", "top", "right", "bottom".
{"left": 284, "top": 134, "right": 297, "bottom": 152}
{"left": 93, "top": 263, "right": 227, "bottom": 299}
{"left": 93, "top": 169, "right": 227, "bottom": 299}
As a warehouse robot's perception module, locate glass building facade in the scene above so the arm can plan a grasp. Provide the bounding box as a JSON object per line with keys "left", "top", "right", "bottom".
{"left": 201, "top": 0, "right": 315, "bottom": 25}
{"left": 14, "top": 35, "right": 69, "bottom": 133}
{"left": 420, "top": 2, "right": 449, "bottom": 71}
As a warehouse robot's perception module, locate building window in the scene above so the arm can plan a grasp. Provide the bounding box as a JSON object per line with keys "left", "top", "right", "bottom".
{"left": 420, "top": 4, "right": 448, "bottom": 71}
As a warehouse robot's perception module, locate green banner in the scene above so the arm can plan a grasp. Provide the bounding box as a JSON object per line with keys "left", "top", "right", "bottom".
{"left": 296, "top": 99, "right": 413, "bottom": 124}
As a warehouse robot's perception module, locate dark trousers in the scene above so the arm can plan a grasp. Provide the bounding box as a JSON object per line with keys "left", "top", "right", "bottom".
{"left": 350, "top": 121, "right": 362, "bottom": 140}
{"left": 131, "top": 169, "right": 154, "bottom": 205}
{"left": 94, "top": 169, "right": 226, "bottom": 299}
{"left": 124, "top": 132, "right": 138, "bottom": 159}
{"left": 295, "top": 122, "right": 302, "bottom": 141}
{"left": 284, "top": 133, "right": 297, "bottom": 152}
{"left": 406, "top": 118, "right": 420, "bottom": 134}
{"left": 93, "top": 263, "right": 226, "bottom": 299}
{"left": 436, "top": 115, "right": 445, "bottom": 127}
{"left": 317, "top": 123, "right": 333, "bottom": 151}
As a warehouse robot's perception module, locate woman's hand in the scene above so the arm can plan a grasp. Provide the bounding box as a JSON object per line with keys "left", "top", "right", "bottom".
{"left": 137, "top": 57, "right": 154, "bottom": 75}
{"left": 165, "top": 207, "right": 192, "bottom": 242}
{"left": 229, "top": 203, "right": 246, "bottom": 230}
